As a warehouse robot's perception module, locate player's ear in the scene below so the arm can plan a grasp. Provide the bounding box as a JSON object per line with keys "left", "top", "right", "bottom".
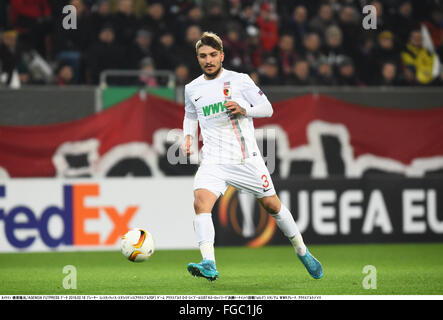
{"left": 220, "top": 51, "right": 225, "bottom": 62}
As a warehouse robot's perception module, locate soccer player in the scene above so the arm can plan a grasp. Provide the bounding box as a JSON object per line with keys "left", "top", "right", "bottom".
{"left": 182, "top": 32, "right": 323, "bottom": 281}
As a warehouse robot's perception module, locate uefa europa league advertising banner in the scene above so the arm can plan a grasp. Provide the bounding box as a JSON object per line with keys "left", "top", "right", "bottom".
{"left": 1, "top": 177, "right": 442, "bottom": 252}
{"left": 212, "top": 177, "right": 443, "bottom": 247}
{"left": 0, "top": 93, "right": 443, "bottom": 251}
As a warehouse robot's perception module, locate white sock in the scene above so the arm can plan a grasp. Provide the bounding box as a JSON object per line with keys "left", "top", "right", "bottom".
{"left": 193, "top": 213, "right": 215, "bottom": 262}
{"left": 272, "top": 205, "right": 307, "bottom": 256}
{"left": 289, "top": 234, "right": 307, "bottom": 256}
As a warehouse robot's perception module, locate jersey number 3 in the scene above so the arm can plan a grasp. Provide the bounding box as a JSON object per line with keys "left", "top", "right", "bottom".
{"left": 261, "top": 174, "right": 270, "bottom": 188}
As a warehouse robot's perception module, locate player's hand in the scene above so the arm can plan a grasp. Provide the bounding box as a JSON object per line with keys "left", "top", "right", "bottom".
{"left": 225, "top": 101, "right": 246, "bottom": 117}
{"left": 181, "top": 135, "right": 193, "bottom": 156}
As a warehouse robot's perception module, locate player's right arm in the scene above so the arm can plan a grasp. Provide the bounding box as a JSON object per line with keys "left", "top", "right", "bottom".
{"left": 182, "top": 86, "right": 198, "bottom": 156}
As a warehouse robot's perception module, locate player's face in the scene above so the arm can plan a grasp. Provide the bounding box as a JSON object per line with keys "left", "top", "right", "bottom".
{"left": 197, "top": 45, "right": 224, "bottom": 79}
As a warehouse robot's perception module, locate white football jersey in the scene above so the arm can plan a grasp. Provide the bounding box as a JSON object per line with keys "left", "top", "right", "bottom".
{"left": 184, "top": 68, "right": 272, "bottom": 165}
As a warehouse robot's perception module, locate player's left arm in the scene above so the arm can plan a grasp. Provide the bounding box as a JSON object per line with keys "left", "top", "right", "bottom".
{"left": 225, "top": 74, "right": 273, "bottom": 118}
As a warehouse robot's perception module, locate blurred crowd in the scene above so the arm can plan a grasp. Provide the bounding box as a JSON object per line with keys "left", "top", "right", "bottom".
{"left": 1, "top": 0, "right": 443, "bottom": 87}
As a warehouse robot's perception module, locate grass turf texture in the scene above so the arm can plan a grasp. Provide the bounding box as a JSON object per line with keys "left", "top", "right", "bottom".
{"left": 1, "top": 243, "right": 442, "bottom": 295}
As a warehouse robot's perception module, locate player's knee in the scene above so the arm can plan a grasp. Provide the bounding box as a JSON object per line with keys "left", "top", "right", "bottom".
{"left": 259, "top": 195, "right": 281, "bottom": 215}
{"left": 193, "top": 195, "right": 212, "bottom": 213}
{"left": 266, "top": 204, "right": 281, "bottom": 215}
{"left": 193, "top": 189, "right": 218, "bottom": 213}
{"left": 193, "top": 198, "right": 205, "bottom": 213}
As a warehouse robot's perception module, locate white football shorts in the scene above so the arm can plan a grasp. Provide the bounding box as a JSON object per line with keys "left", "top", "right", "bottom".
{"left": 193, "top": 156, "right": 276, "bottom": 199}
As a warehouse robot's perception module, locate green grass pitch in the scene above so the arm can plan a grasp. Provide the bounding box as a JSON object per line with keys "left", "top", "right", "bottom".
{"left": 1, "top": 243, "right": 443, "bottom": 295}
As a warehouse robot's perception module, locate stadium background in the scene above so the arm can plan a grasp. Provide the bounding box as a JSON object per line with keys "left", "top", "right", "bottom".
{"left": 0, "top": 0, "right": 443, "bottom": 295}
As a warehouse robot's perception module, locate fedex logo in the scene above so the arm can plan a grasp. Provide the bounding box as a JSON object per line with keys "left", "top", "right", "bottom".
{"left": 0, "top": 184, "right": 138, "bottom": 249}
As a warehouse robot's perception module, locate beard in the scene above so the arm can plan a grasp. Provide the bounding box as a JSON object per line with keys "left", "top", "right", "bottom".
{"left": 203, "top": 64, "right": 222, "bottom": 79}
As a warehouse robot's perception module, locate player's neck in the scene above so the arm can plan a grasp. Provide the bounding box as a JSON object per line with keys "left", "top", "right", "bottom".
{"left": 204, "top": 67, "right": 224, "bottom": 80}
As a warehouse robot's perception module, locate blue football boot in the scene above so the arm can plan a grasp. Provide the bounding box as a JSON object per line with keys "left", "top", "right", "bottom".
{"left": 187, "top": 259, "right": 219, "bottom": 281}
{"left": 297, "top": 249, "right": 324, "bottom": 279}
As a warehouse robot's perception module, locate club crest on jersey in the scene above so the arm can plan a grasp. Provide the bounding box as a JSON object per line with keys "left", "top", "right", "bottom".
{"left": 223, "top": 82, "right": 232, "bottom": 100}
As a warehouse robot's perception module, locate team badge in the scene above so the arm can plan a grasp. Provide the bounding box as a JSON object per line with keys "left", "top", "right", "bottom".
{"left": 223, "top": 82, "right": 232, "bottom": 100}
